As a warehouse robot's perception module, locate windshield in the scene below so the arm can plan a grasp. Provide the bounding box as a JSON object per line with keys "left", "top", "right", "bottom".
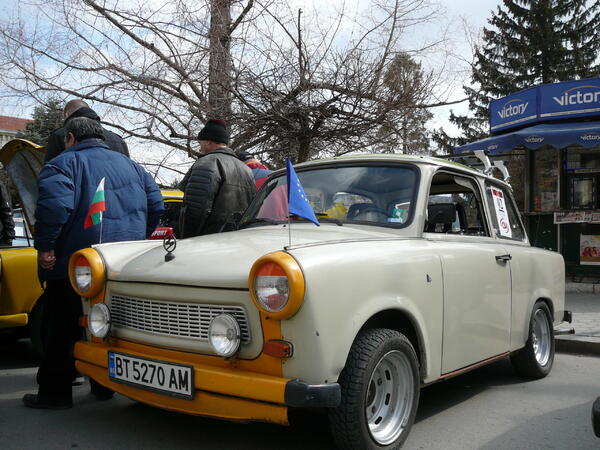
{"left": 241, "top": 164, "right": 418, "bottom": 228}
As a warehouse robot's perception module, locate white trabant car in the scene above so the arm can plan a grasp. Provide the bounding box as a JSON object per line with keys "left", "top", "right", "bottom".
{"left": 71, "top": 155, "right": 566, "bottom": 450}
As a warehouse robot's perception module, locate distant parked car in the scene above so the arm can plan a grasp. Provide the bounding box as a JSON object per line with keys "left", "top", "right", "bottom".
{"left": 70, "top": 154, "right": 568, "bottom": 449}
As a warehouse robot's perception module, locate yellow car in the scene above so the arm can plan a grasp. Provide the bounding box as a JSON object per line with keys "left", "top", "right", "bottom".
{"left": 0, "top": 138, "right": 181, "bottom": 352}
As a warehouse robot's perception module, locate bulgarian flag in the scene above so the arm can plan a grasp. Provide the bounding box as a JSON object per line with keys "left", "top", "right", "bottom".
{"left": 84, "top": 178, "right": 106, "bottom": 229}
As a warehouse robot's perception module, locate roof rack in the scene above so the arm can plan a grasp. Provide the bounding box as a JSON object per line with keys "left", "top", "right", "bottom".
{"left": 436, "top": 150, "right": 511, "bottom": 183}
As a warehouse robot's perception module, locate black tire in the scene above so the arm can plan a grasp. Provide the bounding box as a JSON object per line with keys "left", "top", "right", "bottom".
{"left": 510, "top": 301, "right": 554, "bottom": 379}
{"left": 0, "top": 326, "right": 26, "bottom": 344}
{"left": 90, "top": 379, "right": 115, "bottom": 401}
{"left": 28, "top": 300, "right": 45, "bottom": 360}
{"left": 329, "top": 328, "right": 420, "bottom": 450}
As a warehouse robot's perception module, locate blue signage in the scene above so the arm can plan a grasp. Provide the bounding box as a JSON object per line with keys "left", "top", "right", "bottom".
{"left": 488, "top": 77, "right": 600, "bottom": 134}
{"left": 539, "top": 78, "right": 600, "bottom": 120}
{"left": 489, "top": 87, "right": 538, "bottom": 133}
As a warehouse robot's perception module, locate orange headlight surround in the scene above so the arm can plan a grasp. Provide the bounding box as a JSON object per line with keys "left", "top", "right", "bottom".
{"left": 249, "top": 251, "right": 305, "bottom": 320}
{"left": 68, "top": 248, "right": 106, "bottom": 298}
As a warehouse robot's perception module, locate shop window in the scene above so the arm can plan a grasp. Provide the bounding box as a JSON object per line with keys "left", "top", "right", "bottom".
{"left": 532, "top": 146, "right": 559, "bottom": 212}
{"left": 565, "top": 146, "right": 600, "bottom": 210}
{"left": 565, "top": 147, "right": 600, "bottom": 171}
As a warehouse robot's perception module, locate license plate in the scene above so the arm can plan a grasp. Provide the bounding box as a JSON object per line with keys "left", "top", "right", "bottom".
{"left": 108, "top": 351, "right": 194, "bottom": 400}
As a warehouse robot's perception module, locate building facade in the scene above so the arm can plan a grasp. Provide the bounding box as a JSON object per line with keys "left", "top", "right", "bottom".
{"left": 0, "top": 115, "right": 31, "bottom": 148}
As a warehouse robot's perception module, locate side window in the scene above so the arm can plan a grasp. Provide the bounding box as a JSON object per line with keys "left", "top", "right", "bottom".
{"left": 159, "top": 201, "right": 182, "bottom": 237}
{"left": 425, "top": 172, "right": 488, "bottom": 236}
{"left": 485, "top": 184, "right": 526, "bottom": 241}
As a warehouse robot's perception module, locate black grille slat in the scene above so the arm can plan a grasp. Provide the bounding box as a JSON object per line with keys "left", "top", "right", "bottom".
{"left": 110, "top": 295, "right": 251, "bottom": 343}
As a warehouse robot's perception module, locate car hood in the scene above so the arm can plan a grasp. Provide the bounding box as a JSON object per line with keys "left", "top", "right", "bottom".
{"left": 97, "top": 224, "right": 402, "bottom": 289}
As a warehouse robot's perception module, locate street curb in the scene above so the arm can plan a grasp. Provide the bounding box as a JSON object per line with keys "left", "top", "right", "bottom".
{"left": 555, "top": 336, "right": 600, "bottom": 356}
{"left": 565, "top": 282, "right": 600, "bottom": 293}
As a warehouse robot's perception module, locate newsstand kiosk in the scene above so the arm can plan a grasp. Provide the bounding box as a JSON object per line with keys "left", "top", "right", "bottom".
{"left": 453, "top": 77, "right": 600, "bottom": 280}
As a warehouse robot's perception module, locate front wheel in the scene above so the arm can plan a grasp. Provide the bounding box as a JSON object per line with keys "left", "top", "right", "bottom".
{"left": 510, "top": 301, "right": 554, "bottom": 378}
{"left": 329, "top": 328, "right": 420, "bottom": 450}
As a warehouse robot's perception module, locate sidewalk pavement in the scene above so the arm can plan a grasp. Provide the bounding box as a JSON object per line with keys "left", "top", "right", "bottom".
{"left": 555, "top": 289, "right": 600, "bottom": 356}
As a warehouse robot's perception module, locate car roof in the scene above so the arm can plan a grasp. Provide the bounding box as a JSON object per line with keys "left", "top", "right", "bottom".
{"left": 274, "top": 154, "right": 512, "bottom": 189}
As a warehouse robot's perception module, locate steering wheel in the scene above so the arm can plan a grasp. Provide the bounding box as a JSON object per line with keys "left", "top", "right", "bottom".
{"left": 349, "top": 205, "right": 388, "bottom": 222}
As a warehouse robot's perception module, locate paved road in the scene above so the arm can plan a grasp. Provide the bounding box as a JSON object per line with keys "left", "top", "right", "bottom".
{"left": 1, "top": 338, "right": 599, "bottom": 449}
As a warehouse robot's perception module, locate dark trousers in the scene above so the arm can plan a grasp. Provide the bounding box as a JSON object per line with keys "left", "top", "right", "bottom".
{"left": 36, "top": 278, "right": 83, "bottom": 400}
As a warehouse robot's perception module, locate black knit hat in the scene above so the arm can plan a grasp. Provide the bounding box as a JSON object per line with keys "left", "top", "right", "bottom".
{"left": 237, "top": 151, "right": 252, "bottom": 161}
{"left": 197, "top": 118, "right": 229, "bottom": 144}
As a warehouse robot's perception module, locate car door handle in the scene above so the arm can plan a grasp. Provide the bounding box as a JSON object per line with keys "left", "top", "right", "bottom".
{"left": 495, "top": 254, "right": 512, "bottom": 263}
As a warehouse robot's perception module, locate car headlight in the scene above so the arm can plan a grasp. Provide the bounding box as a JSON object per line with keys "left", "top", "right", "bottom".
{"left": 208, "top": 314, "right": 241, "bottom": 357}
{"left": 249, "top": 252, "right": 305, "bottom": 320}
{"left": 88, "top": 303, "right": 111, "bottom": 338}
{"left": 68, "top": 248, "right": 106, "bottom": 298}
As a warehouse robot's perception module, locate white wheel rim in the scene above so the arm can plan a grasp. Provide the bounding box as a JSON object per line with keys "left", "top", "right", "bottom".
{"left": 365, "top": 350, "right": 415, "bottom": 445}
{"left": 532, "top": 308, "right": 551, "bottom": 366}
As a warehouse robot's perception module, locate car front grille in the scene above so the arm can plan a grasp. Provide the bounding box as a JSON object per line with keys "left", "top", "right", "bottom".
{"left": 110, "top": 294, "right": 251, "bottom": 344}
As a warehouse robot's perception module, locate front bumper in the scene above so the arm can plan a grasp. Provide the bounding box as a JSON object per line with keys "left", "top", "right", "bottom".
{"left": 75, "top": 340, "right": 340, "bottom": 424}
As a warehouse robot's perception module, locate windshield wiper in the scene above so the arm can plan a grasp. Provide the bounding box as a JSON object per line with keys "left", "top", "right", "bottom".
{"left": 315, "top": 213, "right": 343, "bottom": 226}
{"left": 318, "top": 217, "right": 343, "bottom": 226}
{"left": 238, "top": 217, "right": 280, "bottom": 229}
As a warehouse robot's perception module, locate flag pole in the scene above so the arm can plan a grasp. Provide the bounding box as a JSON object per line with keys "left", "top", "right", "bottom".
{"left": 287, "top": 213, "right": 291, "bottom": 248}
{"left": 99, "top": 212, "right": 103, "bottom": 244}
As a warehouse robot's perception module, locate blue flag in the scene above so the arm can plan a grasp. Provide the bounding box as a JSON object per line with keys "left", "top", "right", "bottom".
{"left": 286, "top": 159, "right": 320, "bottom": 226}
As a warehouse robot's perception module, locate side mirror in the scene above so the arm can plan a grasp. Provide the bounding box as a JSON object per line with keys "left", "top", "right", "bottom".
{"left": 593, "top": 397, "right": 600, "bottom": 438}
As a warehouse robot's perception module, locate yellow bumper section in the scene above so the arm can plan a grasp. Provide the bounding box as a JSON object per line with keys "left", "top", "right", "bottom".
{"left": 0, "top": 313, "right": 28, "bottom": 328}
{"left": 74, "top": 341, "right": 289, "bottom": 424}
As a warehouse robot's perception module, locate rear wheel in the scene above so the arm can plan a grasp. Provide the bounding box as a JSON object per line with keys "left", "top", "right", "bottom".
{"left": 329, "top": 328, "right": 420, "bottom": 450}
{"left": 510, "top": 301, "right": 554, "bottom": 378}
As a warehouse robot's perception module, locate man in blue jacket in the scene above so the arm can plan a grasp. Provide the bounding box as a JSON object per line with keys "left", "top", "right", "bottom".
{"left": 23, "top": 117, "right": 164, "bottom": 409}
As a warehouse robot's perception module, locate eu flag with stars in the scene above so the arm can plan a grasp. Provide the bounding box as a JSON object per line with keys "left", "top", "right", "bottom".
{"left": 286, "top": 159, "right": 320, "bottom": 226}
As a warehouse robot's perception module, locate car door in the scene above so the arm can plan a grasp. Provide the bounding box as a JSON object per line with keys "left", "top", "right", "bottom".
{"left": 424, "top": 171, "right": 512, "bottom": 374}
{"left": 483, "top": 181, "right": 533, "bottom": 351}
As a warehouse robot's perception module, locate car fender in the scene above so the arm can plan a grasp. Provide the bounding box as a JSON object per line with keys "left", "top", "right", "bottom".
{"left": 281, "top": 239, "right": 443, "bottom": 385}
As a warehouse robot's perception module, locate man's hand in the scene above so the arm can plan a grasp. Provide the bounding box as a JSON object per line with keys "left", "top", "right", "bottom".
{"left": 38, "top": 250, "right": 56, "bottom": 270}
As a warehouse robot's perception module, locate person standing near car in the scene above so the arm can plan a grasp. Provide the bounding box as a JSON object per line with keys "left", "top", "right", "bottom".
{"left": 23, "top": 117, "right": 163, "bottom": 409}
{"left": 45, "top": 99, "right": 129, "bottom": 163}
{"left": 237, "top": 151, "right": 272, "bottom": 189}
{"left": 0, "top": 179, "right": 15, "bottom": 246}
{"left": 179, "top": 119, "right": 255, "bottom": 238}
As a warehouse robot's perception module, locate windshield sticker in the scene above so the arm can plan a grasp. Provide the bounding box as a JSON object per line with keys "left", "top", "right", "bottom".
{"left": 388, "top": 203, "right": 409, "bottom": 224}
{"left": 491, "top": 188, "right": 512, "bottom": 238}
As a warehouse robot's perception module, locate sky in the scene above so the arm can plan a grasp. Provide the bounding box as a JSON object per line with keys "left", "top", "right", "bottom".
{"left": 424, "top": 0, "right": 502, "bottom": 134}
{"left": 0, "top": 0, "right": 505, "bottom": 179}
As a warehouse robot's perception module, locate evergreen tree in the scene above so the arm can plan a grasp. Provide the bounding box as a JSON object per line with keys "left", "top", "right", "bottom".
{"left": 378, "top": 53, "right": 433, "bottom": 155}
{"left": 16, "top": 97, "right": 64, "bottom": 145}
{"left": 434, "top": 0, "right": 600, "bottom": 151}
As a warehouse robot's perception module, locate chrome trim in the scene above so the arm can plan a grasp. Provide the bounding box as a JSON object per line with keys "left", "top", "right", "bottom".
{"left": 110, "top": 294, "right": 251, "bottom": 344}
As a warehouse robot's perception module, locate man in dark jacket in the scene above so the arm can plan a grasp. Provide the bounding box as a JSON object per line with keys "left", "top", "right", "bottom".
{"left": 45, "top": 99, "right": 129, "bottom": 163}
{"left": 179, "top": 119, "right": 255, "bottom": 238}
{"left": 23, "top": 117, "right": 163, "bottom": 409}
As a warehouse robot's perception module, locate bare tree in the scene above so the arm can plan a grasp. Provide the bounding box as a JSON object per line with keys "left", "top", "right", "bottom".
{"left": 0, "top": 0, "right": 463, "bottom": 173}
